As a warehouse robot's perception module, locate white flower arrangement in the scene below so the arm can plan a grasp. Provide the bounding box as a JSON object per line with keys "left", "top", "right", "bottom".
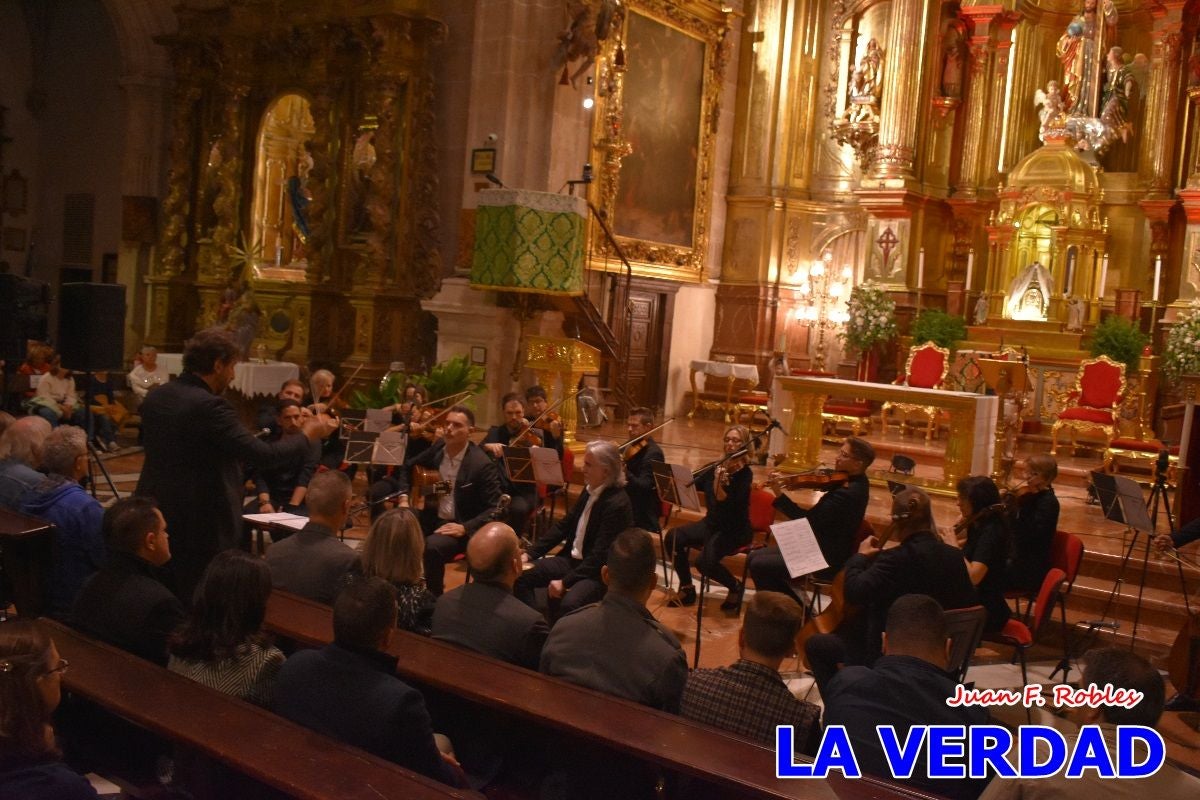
{"left": 840, "top": 282, "right": 897, "bottom": 353}
{"left": 1163, "top": 308, "right": 1200, "bottom": 381}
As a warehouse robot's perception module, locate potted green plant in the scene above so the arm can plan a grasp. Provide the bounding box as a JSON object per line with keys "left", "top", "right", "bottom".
{"left": 350, "top": 355, "right": 487, "bottom": 409}
{"left": 1089, "top": 314, "right": 1148, "bottom": 375}
{"left": 910, "top": 309, "right": 967, "bottom": 350}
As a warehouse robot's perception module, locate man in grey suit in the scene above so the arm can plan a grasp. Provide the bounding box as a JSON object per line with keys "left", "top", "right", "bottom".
{"left": 266, "top": 470, "right": 358, "bottom": 604}
{"left": 431, "top": 522, "right": 548, "bottom": 670}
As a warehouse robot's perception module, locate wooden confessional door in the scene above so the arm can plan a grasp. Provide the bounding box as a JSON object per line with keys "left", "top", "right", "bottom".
{"left": 613, "top": 280, "right": 676, "bottom": 412}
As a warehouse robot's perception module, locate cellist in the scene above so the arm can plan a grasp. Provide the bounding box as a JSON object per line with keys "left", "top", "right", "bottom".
{"left": 747, "top": 437, "right": 875, "bottom": 606}
{"left": 804, "top": 487, "right": 976, "bottom": 693}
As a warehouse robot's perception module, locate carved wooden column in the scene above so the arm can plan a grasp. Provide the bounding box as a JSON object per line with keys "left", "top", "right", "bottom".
{"left": 1138, "top": 3, "right": 1187, "bottom": 199}
{"left": 871, "top": 0, "right": 929, "bottom": 183}
{"left": 953, "top": 7, "right": 1017, "bottom": 199}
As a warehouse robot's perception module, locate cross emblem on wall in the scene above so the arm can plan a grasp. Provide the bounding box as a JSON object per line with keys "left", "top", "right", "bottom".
{"left": 876, "top": 226, "right": 899, "bottom": 274}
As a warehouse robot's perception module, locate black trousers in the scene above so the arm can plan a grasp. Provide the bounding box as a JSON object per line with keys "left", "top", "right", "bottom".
{"left": 514, "top": 555, "right": 606, "bottom": 619}
{"left": 666, "top": 520, "right": 745, "bottom": 592}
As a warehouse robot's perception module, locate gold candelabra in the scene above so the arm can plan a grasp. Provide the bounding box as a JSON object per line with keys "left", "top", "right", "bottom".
{"left": 793, "top": 251, "right": 852, "bottom": 373}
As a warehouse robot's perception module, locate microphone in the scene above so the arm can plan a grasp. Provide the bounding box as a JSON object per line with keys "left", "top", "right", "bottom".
{"left": 581, "top": 162, "right": 593, "bottom": 183}
{"left": 485, "top": 172, "right": 505, "bottom": 188}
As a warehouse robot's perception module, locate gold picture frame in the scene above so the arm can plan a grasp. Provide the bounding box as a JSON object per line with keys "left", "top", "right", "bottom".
{"left": 587, "top": 0, "right": 730, "bottom": 283}
{"left": 470, "top": 148, "right": 496, "bottom": 175}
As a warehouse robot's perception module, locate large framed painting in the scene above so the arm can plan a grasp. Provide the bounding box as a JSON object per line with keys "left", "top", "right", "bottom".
{"left": 589, "top": 0, "right": 730, "bottom": 282}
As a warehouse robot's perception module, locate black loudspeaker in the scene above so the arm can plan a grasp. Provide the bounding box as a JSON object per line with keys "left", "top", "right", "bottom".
{"left": 0, "top": 274, "right": 50, "bottom": 364}
{"left": 57, "top": 282, "right": 127, "bottom": 372}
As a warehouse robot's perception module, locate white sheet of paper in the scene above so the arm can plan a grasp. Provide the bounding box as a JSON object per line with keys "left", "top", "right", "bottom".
{"left": 364, "top": 407, "right": 392, "bottom": 433}
{"left": 530, "top": 446, "right": 565, "bottom": 486}
{"left": 243, "top": 512, "right": 308, "bottom": 530}
{"left": 372, "top": 430, "right": 407, "bottom": 466}
{"left": 769, "top": 517, "right": 829, "bottom": 579}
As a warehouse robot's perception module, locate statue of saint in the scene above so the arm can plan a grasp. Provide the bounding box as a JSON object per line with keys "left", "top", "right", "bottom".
{"left": 842, "top": 40, "right": 883, "bottom": 125}
{"left": 940, "top": 24, "right": 965, "bottom": 99}
{"left": 973, "top": 295, "right": 989, "bottom": 326}
{"left": 1006, "top": 261, "right": 1055, "bottom": 321}
{"left": 1056, "top": 18, "right": 1085, "bottom": 111}
{"left": 1035, "top": 80, "right": 1066, "bottom": 138}
{"left": 1065, "top": 296, "right": 1085, "bottom": 332}
{"left": 1099, "top": 46, "right": 1139, "bottom": 145}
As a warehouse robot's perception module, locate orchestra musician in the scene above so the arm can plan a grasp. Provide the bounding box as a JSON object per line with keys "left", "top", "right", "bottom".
{"left": 244, "top": 399, "right": 320, "bottom": 518}
{"left": 379, "top": 405, "right": 502, "bottom": 596}
{"left": 524, "top": 385, "right": 563, "bottom": 455}
{"left": 954, "top": 475, "right": 1011, "bottom": 633}
{"left": 1003, "top": 454, "right": 1059, "bottom": 594}
{"left": 804, "top": 487, "right": 976, "bottom": 692}
{"left": 665, "top": 425, "right": 753, "bottom": 611}
{"left": 747, "top": 437, "right": 875, "bottom": 605}
{"left": 622, "top": 407, "right": 665, "bottom": 534}
{"left": 481, "top": 392, "right": 541, "bottom": 535}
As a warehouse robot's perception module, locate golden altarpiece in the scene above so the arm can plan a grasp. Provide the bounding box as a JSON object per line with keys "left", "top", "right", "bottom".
{"left": 144, "top": 0, "right": 445, "bottom": 368}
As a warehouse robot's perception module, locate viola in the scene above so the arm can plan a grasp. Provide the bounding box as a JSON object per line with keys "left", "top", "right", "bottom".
{"left": 765, "top": 469, "right": 851, "bottom": 492}
{"left": 952, "top": 502, "right": 1008, "bottom": 539}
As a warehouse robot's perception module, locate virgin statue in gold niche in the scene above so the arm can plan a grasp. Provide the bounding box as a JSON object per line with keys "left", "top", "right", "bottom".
{"left": 250, "top": 93, "right": 315, "bottom": 277}
{"left": 1006, "top": 262, "right": 1054, "bottom": 321}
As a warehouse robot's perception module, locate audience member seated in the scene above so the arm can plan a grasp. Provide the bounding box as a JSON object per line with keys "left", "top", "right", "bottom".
{"left": 804, "top": 487, "right": 976, "bottom": 692}
{"left": 255, "top": 378, "right": 306, "bottom": 436}
{"left": 955, "top": 475, "right": 1011, "bottom": 633}
{"left": 273, "top": 576, "right": 467, "bottom": 788}
{"left": 360, "top": 509, "right": 437, "bottom": 635}
{"left": 127, "top": 345, "right": 167, "bottom": 400}
{"left": 980, "top": 646, "right": 1200, "bottom": 800}
{"left": 85, "top": 371, "right": 127, "bottom": 447}
{"left": 168, "top": 550, "right": 285, "bottom": 706}
{"left": 16, "top": 343, "right": 53, "bottom": 400}
{"left": 21, "top": 426, "right": 105, "bottom": 618}
{"left": 823, "top": 594, "right": 990, "bottom": 800}
{"left": 0, "top": 620, "right": 99, "bottom": 800}
{"left": 681, "top": 591, "right": 821, "bottom": 755}
{"left": 1004, "top": 454, "right": 1059, "bottom": 595}
{"left": 72, "top": 497, "right": 183, "bottom": 665}
{"left": 29, "top": 356, "right": 118, "bottom": 452}
{"left": 516, "top": 440, "right": 633, "bottom": 619}
{"left": 245, "top": 399, "right": 319, "bottom": 517}
{"left": 432, "top": 522, "right": 549, "bottom": 669}
{"left": 540, "top": 529, "right": 687, "bottom": 713}
{"left": 0, "top": 416, "right": 51, "bottom": 511}
{"left": 265, "top": 470, "right": 359, "bottom": 604}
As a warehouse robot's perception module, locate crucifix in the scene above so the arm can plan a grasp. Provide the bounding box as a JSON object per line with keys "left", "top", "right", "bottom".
{"left": 876, "top": 225, "right": 898, "bottom": 279}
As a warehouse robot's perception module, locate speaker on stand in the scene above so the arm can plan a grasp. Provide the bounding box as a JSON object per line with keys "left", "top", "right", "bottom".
{"left": 57, "top": 282, "right": 127, "bottom": 500}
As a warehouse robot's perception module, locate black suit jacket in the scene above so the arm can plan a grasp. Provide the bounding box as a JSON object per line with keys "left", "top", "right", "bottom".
{"left": 71, "top": 551, "right": 186, "bottom": 666}
{"left": 527, "top": 485, "right": 632, "bottom": 587}
{"left": 774, "top": 473, "right": 870, "bottom": 574}
{"left": 623, "top": 438, "right": 664, "bottom": 532}
{"left": 137, "top": 373, "right": 310, "bottom": 593}
{"left": 431, "top": 581, "right": 549, "bottom": 670}
{"left": 481, "top": 424, "right": 538, "bottom": 501}
{"left": 398, "top": 441, "right": 502, "bottom": 536}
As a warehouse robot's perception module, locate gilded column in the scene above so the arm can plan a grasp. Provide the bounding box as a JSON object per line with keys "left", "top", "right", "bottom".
{"left": 1138, "top": 4, "right": 1186, "bottom": 198}
{"left": 871, "top": 0, "right": 929, "bottom": 182}
{"left": 952, "top": 8, "right": 1018, "bottom": 198}
{"left": 978, "top": 14, "right": 1018, "bottom": 191}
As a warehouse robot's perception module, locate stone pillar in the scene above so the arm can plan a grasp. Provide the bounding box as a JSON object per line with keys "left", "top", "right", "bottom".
{"left": 871, "top": 0, "right": 930, "bottom": 184}
{"left": 1138, "top": 3, "right": 1186, "bottom": 199}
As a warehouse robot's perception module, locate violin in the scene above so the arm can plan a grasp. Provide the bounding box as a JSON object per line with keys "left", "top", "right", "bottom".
{"left": 765, "top": 469, "right": 850, "bottom": 492}
{"left": 952, "top": 502, "right": 1007, "bottom": 539}
{"left": 508, "top": 426, "right": 545, "bottom": 448}
{"left": 1001, "top": 479, "right": 1037, "bottom": 512}
{"left": 619, "top": 418, "right": 674, "bottom": 462}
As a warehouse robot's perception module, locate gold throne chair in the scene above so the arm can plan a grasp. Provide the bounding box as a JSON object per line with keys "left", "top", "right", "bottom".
{"left": 1050, "top": 355, "right": 1126, "bottom": 455}
{"left": 880, "top": 342, "right": 950, "bottom": 443}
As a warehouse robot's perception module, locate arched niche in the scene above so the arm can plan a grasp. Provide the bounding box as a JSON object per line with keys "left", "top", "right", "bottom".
{"left": 250, "top": 92, "right": 315, "bottom": 280}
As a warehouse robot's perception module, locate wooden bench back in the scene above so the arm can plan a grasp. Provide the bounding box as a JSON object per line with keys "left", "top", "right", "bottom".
{"left": 0, "top": 506, "right": 55, "bottom": 616}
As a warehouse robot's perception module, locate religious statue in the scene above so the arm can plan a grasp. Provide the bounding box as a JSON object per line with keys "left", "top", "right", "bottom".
{"left": 1034, "top": 80, "right": 1066, "bottom": 139}
{"left": 1065, "top": 296, "right": 1085, "bottom": 332}
{"left": 286, "top": 144, "right": 314, "bottom": 254}
{"left": 1099, "top": 46, "right": 1140, "bottom": 146}
{"left": 940, "top": 24, "right": 965, "bottom": 99}
{"left": 1006, "top": 261, "right": 1054, "bottom": 321}
{"left": 841, "top": 40, "right": 883, "bottom": 124}
{"left": 861, "top": 39, "right": 882, "bottom": 89}
{"left": 1056, "top": 18, "right": 1085, "bottom": 111}
{"left": 973, "top": 294, "right": 989, "bottom": 326}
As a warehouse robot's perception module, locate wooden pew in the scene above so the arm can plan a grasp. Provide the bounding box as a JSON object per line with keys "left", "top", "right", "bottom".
{"left": 265, "top": 590, "right": 935, "bottom": 800}
{"left": 0, "top": 506, "right": 54, "bottom": 616}
{"left": 43, "top": 620, "right": 481, "bottom": 800}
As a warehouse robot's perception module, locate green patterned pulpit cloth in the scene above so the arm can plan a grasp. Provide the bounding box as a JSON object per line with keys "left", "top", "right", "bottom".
{"left": 470, "top": 189, "right": 586, "bottom": 295}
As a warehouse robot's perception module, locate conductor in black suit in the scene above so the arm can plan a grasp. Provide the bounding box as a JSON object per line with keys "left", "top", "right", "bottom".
{"left": 137, "top": 328, "right": 335, "bottom": 601}
{"left": 516, "top": 440, "right": 633, "bottom": 618}
{"left": 622, "top": 407, "right": 665, "bottom": 534}
{"left": 393, "top": 405, "right": 502, "bottom": 596}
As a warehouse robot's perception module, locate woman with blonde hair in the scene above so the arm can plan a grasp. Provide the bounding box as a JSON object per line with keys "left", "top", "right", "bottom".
{"left": 0, "top": 620, "right": 97, "bottom": 799}
{"left": 361, "top": 508, "right": 436, "bottom": 635}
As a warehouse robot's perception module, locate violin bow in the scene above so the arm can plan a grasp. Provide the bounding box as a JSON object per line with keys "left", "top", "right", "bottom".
{"left": 321, "top": 363, "right": 364, "bottom": 413}
{"left": 509, "top": 389, "right": 578, "bottom": 447}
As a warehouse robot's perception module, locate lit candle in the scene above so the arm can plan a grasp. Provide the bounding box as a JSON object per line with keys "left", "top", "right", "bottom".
{"left": 1099, "top": 254, "right": 1109, "bottom": 298}
{"left": 965, "top": 249, "right": 974, "bottom": 290}
{"left": 917, "top": 247, "right": 925, "bottom": 290}
{"left": 1153, "top": 254, "right": 1162, "bottom": 303}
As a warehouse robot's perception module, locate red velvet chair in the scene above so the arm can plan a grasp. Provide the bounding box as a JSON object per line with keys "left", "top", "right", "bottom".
{"left": 1051, "top": 355, "right": 1126, "bottom": 454}
{"left": 984, "top": 568, "right": 1066, "bottom": 692}
{"left": 880, "top": 342, "right": 950, "bottom": 442}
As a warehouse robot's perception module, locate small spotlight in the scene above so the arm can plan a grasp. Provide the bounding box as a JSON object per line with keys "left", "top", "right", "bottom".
{"left": 582, "top": 96, "right": 595, "bottom": 109}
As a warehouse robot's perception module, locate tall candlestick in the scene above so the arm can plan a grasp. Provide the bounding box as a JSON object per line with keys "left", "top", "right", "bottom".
{"left": 1065, "top": 251, "right": 1075, "bottom": 296}
{"left": 917, "top": 247, "right": 925, "bottom": 290}
{"left": 1099, "top": 254, "right": 1109, "bottom": 298}
{"left": 965, "top": 249, "right": 974, "bottom": 290}
{"left": 1153, "top": 255, "right": 1162, "bottom": 303}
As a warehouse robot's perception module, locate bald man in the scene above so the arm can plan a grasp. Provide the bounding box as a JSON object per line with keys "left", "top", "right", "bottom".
{"left": 431, "top": 522, "right": 549, "bottom": 670}
{"left": 0, "top": 415, "right": 52, "bottom": 511}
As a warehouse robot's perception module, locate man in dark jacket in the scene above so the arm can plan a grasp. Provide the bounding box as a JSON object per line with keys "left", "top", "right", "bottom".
{"left": 621, "top": 407, "right": 664, "bottom": 533}
{"left": 72, "top": 496, "right": 184, "bottom": 665}
{"left": 265, "top": 470, "right": 359, "bottom": 604}
{"left": 136, "top": 328, "right": 334, "bottom": 601}
{"left": 273, "top": 576, "right": 465, "bottom": 788}
{"left": 516, "top": 440, "right": 633, "bottom": 618}
{"left": 480, "top": 392, "right": 540, "bottom": 535}
{"left": 432, "top": 522, "right": 549, "bottom": 669}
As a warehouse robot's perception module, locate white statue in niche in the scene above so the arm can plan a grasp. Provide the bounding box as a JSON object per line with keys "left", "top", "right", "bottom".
{"left": 1006, "top": 261, "right": 1055, "bottom": 321}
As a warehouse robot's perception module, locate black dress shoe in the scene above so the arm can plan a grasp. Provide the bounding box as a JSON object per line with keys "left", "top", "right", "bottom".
{"left": 720, "top": 581, "right": 744, "bottom": 612}
{"left": 669, "top": 585, "right": 697, "bottom": 607}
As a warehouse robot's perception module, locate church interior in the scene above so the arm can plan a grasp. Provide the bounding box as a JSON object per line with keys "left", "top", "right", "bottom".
{"left": 3, "top": 0, "right": 1200, "bottom": 795}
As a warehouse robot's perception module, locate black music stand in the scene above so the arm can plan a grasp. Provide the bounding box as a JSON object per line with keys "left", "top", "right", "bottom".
{"left": 344, "top": 430, "right": 379, "bottom": 464}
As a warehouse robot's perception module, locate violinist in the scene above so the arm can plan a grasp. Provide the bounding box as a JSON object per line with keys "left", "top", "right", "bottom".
{"left": 1155, "top": 516, "right": 1200, "bottom": 554}
{"left": 954, "top": 475, "right": 1011, "bottom": 633}
{"left": 481, "top": 393, "right": 540, "bottom": 534}
{"left": 1003, "top": 454, "right": 1059, "bottom": 595}
{"left": 256, "top": 379, "right": 306, "bottom": 436}
{"left": 306, "top": 369, "right": 351, "bottom": 472}
{"left": 524, "top": 386, "right": 563, "bottom": 456}
{"left": 748, "top": 437, "right": 875, "bottom": 605}
{"left": 804, "top": 488, "right": 976, "bottom": 693}
{"left": 665, "top": 425, "right": 753, "bottom": 610}
{"left": 622, "top": 407, "right": 665, "bottom": 534}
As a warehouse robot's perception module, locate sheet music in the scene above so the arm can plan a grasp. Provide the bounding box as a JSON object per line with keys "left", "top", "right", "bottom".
{"left": 768, "top": 518, "right": 829, "bottom": 579}
{"left": 651, "top": 462, "right": 701, "bottom": 512}
{"left": 242, "top": 513, "right": 308, "bottom": 531}
{"left": 530, "top": 446, "right": 564, "bottom": 486}
{"left": 364, "top": 408, "right": 392, "bottom": 433}
{"left": 372, "top": 430, "right": 407, "bottom": 466}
